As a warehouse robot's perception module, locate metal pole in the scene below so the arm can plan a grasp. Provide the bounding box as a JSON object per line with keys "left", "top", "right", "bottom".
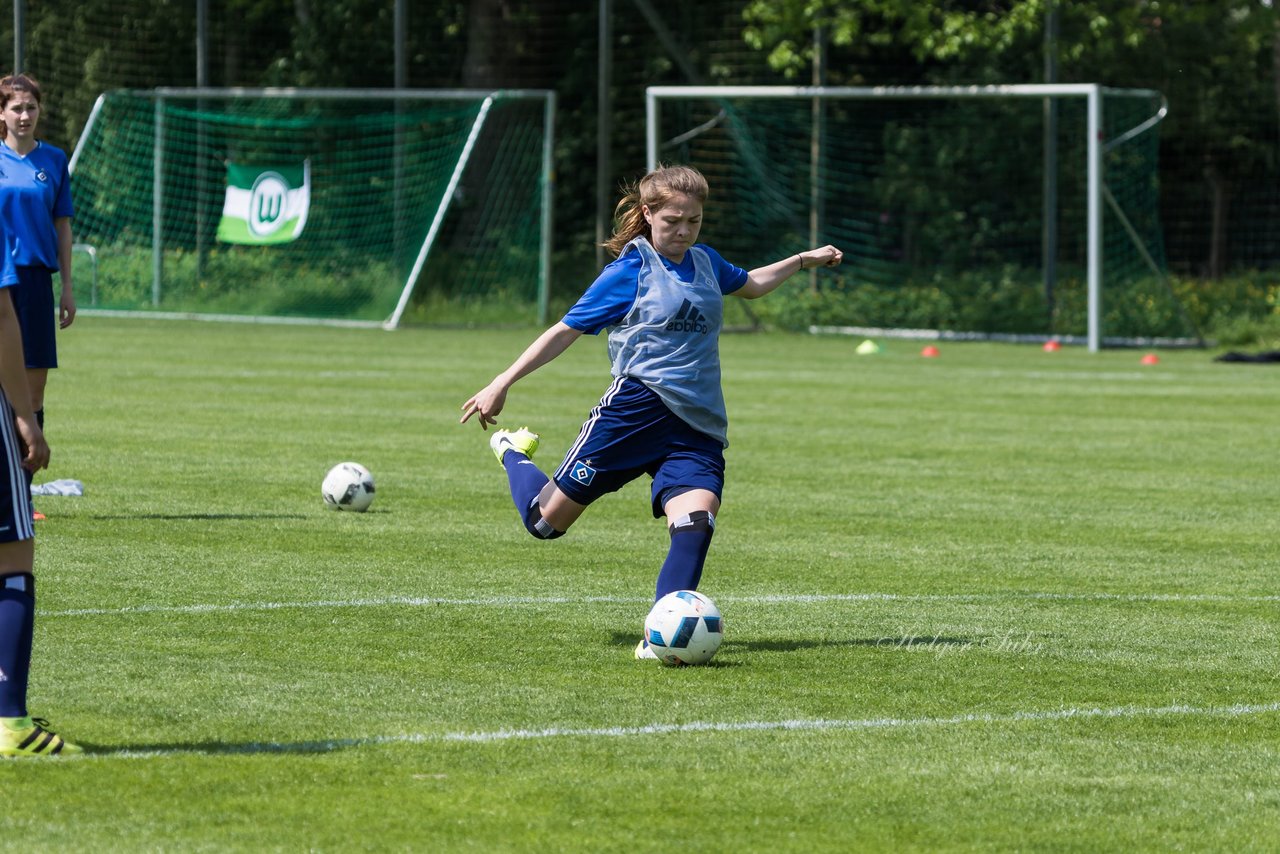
{"left": 195, "top": 0, "right": 209, "bottom": 286}
{"left": 394, "top": 0, "right": 407, "bottom": 88}
{"left": 12, "top": 0, "right": 24, "bottom": 74}
{"left": 1042, "top": 0, "right": 1059, "bottom": 329}
{"left": 539, "top": 92, "right": 556, "bottom": 325}
{"left": 394, "top": 0, "right": 407, "bottom": 278}
{"left": 1086, "top": 86, "right": 1102, "bottom": 352}
{"left": 196, "top": 0, "right": 208, "bottom": 85}
{"left": 645, "top": 88, "right": 658, "bottom": 171}
{"left": 153, "top": 97, "right": 165, "bottom": 307}
{"left": 596, "top": 0, "right": 612, "bottom": 269}
{"left": 809, "top": 24, "right": 826, "bottom": 294}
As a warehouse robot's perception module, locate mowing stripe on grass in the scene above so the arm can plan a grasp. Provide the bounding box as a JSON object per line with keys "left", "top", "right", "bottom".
{"left": 42, "top": 590, "right": 1280, "bottom": 618}
{"left": 91, "top": 700, "right": 1280, "bottom": 759}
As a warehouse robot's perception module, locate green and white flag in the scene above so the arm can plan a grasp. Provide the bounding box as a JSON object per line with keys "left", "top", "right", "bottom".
{"left": 217, "top": 161, "right": 311, "bottom": 245}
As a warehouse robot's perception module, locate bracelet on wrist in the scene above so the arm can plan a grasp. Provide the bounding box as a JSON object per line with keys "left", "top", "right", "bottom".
{"left": 796, "top": 253, "right": 805, "bottom": 271}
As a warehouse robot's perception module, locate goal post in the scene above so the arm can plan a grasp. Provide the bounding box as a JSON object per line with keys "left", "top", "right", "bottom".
{"left": 647, "top": 84, "right": 1179, "bottom": 350}
{"left": 69, "top": 87, "right": 555, "bottom": 328}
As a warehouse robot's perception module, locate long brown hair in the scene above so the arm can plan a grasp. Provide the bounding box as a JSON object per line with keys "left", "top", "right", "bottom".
{"left": 602, "top": 164, "right": 709, "bottom": 257}
{"left": 0, "top": 73, "right": 43, "bottom": 141}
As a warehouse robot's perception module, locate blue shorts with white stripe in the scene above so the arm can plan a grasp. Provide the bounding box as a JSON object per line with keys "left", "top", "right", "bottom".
{"left": 553, "top": 377, "right": 725, "bottom": 518}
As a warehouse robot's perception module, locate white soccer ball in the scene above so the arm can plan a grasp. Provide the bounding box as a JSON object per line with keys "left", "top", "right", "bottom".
{"left": 321, "top": 462, "right": 376, "bottom": 512}
{"left": 643, "top": 590, "right": 724, "bottom": 666}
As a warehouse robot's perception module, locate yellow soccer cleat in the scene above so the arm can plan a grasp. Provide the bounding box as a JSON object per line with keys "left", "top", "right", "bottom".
{"left": 489, "top": 427, "right": 540, "bottom": 466}
{"left": 0, "top": 716, "right": 82, "bottom": 757}
{"left": 633, "top": 637, "right": 659, "bottom": 661}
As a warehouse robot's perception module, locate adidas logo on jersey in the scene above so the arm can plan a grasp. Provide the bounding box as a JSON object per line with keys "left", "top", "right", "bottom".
{"left": 666, "top": 299, "right": 709, "bottom": 334}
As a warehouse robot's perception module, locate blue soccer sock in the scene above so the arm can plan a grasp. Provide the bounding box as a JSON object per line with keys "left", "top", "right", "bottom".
{"left": 654, "top": 511, "right": 715, "bottom": 600}
{"left": 0, "top": 573, "right": 35, "bottom": 718}
{"left": 501, "top": 450, "right": 562, "bottom": 540}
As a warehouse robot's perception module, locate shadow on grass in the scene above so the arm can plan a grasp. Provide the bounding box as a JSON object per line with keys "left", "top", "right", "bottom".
{"left": 85, "top": 736, "right": 378, "bottom": 757}
{"left": 737, "top": 635, "right": 979, "bottom": 653}
{"left": 610, "top": 631, "right": 980, "bottom": 656}
{"left": 90, "top": 513, "right": 311, "bottom": 521}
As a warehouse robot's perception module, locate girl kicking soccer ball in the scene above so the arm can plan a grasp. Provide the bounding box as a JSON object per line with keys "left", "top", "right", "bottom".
{"left": 460, "top": 164, "right": 842, "bottom": 659}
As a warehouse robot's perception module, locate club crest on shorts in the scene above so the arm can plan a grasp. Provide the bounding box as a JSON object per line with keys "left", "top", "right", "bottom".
{"left": 570, "top": 460, "right": 597, "bottom": 485}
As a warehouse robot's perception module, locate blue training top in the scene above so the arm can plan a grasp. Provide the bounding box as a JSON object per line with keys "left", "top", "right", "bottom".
{"left": 0, "top": 141, "right": 74, "bottom": 269}
{"left": 563, "top": 241, "right": 747, "bottom": 334}
{"left": 563, "top": 237, "right": 749, "bottom": 447}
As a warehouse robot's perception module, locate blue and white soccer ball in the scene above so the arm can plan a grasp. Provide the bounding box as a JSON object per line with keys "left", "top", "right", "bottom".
{"left": 643, "top": 590, "right": 724, "bottom": 666}
{"left": 321, "top": 462, "right": 376, "bottom": 512}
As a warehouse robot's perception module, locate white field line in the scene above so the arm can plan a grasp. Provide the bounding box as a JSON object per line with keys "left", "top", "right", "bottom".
{"left": 93, "top": 700, "right": 1280, "bottom": 759}
{"left": 42, "top": 590, "right": 1280, "bottom": 619}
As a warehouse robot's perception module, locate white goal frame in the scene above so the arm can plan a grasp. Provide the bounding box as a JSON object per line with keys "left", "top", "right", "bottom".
{"left": 646, "top": 84, "right": 1167, "bottom": 351}
{"left": 70, "top": 87, "right": 557, "bottom": 329}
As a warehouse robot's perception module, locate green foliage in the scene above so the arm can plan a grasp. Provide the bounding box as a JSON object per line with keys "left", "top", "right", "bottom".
{"left": 740, "top": 0, "right": 1279, "bottom": 281}
{"left": 746, "top": 267, "right": 1280, "bottom": 343}
{"left": 71, "top": 242, "right": 550, "bottom": 324}
{"left": 74, "top": 243, "right": 397, "bottom": 320}
{"left": 753, "top": 267, "right": 1051, "bottom": 333}
{"left": 1191, "top": 272, "right": 1280, "bottom": 347}
{"left": 1207, "top": 313, "right": 1280, "bottom": 350}
{"left": 6, "top": 0, "right": 1279, "bottom": 329}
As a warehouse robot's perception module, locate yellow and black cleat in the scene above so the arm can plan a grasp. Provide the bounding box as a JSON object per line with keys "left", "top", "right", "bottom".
{"left": 0, "top": 716, "right": 82, "bottom": 757}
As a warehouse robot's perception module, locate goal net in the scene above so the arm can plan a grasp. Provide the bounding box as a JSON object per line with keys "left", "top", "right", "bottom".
{"left": 647, "top": 85, "right": 1189, "bottom": 349}
{"left": 69, "top": 88, "right": 554, "bottom": 327}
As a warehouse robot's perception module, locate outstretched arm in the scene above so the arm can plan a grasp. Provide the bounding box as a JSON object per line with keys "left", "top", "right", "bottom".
{"left": 735, "top": 244, "right": 843, "bottom": 300}
{"left": 460, "top": 321, "right": 584, "bottom": 430}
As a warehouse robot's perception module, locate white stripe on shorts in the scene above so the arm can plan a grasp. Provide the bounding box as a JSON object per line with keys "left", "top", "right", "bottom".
{"left": 555, "top": 376, "right": 627, "bottom": 483}
{"left": 0, "top": 393, "right": 33, "bottom": 540}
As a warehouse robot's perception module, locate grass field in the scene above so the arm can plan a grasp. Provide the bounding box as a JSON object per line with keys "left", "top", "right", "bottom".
{"left": 3, "top": 316, "right": 1279, "bottom": 851}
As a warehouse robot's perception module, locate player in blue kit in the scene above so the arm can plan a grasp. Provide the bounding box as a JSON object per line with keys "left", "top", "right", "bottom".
{"left": 0, "top": 226, "right": 79, "bottom": 756}
{"left": 0, "top": 74, "right": 77, "bottom": 518}
{"left": 461, "top": 164, "right": 842, "bottom": 659}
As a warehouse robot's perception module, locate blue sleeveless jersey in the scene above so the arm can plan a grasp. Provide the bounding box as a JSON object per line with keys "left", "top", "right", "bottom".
{"left": 605, "top": 237, "right": 730, "bottom": 446}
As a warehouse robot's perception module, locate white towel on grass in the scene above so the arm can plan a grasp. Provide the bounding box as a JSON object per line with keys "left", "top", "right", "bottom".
{"left": 31, "top": 479, "right": 84, "bottom": 496}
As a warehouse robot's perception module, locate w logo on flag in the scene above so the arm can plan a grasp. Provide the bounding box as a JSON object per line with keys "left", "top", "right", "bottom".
{"left": 666, "top": 299, "right": 709, "bottom": 334}
{"left": 255, "top": 188, "right": 283, "bottom": 227}
{"left": 217, "top": 161, "right": 311, "bottom": 245}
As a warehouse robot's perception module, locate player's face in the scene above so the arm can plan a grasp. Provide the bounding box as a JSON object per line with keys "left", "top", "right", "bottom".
{"left": 643, "top": 192, "right": 703, "bottom": 263}
{"left": 1, "top": 94, "right": 40, "bottom": 143}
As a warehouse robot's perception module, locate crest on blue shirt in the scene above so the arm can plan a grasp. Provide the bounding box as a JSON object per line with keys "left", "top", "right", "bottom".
{"left": 35, "top": 169, "right": 47, "bottom": 182}
{"left": 569, "top": 460, "right": 597, "bottom": 486}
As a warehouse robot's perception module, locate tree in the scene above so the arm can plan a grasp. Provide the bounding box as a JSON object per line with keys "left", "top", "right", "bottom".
{"left": 741, "top": 0, "right": 1279, "bottom": 278}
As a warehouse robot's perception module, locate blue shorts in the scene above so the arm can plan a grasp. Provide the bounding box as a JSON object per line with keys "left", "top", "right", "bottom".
{"left": 553, "top": 377, "right": 725, "bottom": 518}
{"left": 0, "top": 394, "right": 34, "bottom": 543}
{"left": 11, "top": 266, "right": 58, "bottom": 370}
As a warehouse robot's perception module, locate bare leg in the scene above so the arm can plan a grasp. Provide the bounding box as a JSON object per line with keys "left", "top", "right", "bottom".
{"left": 25, "top": 368, "right": 47, "bottom": 413}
